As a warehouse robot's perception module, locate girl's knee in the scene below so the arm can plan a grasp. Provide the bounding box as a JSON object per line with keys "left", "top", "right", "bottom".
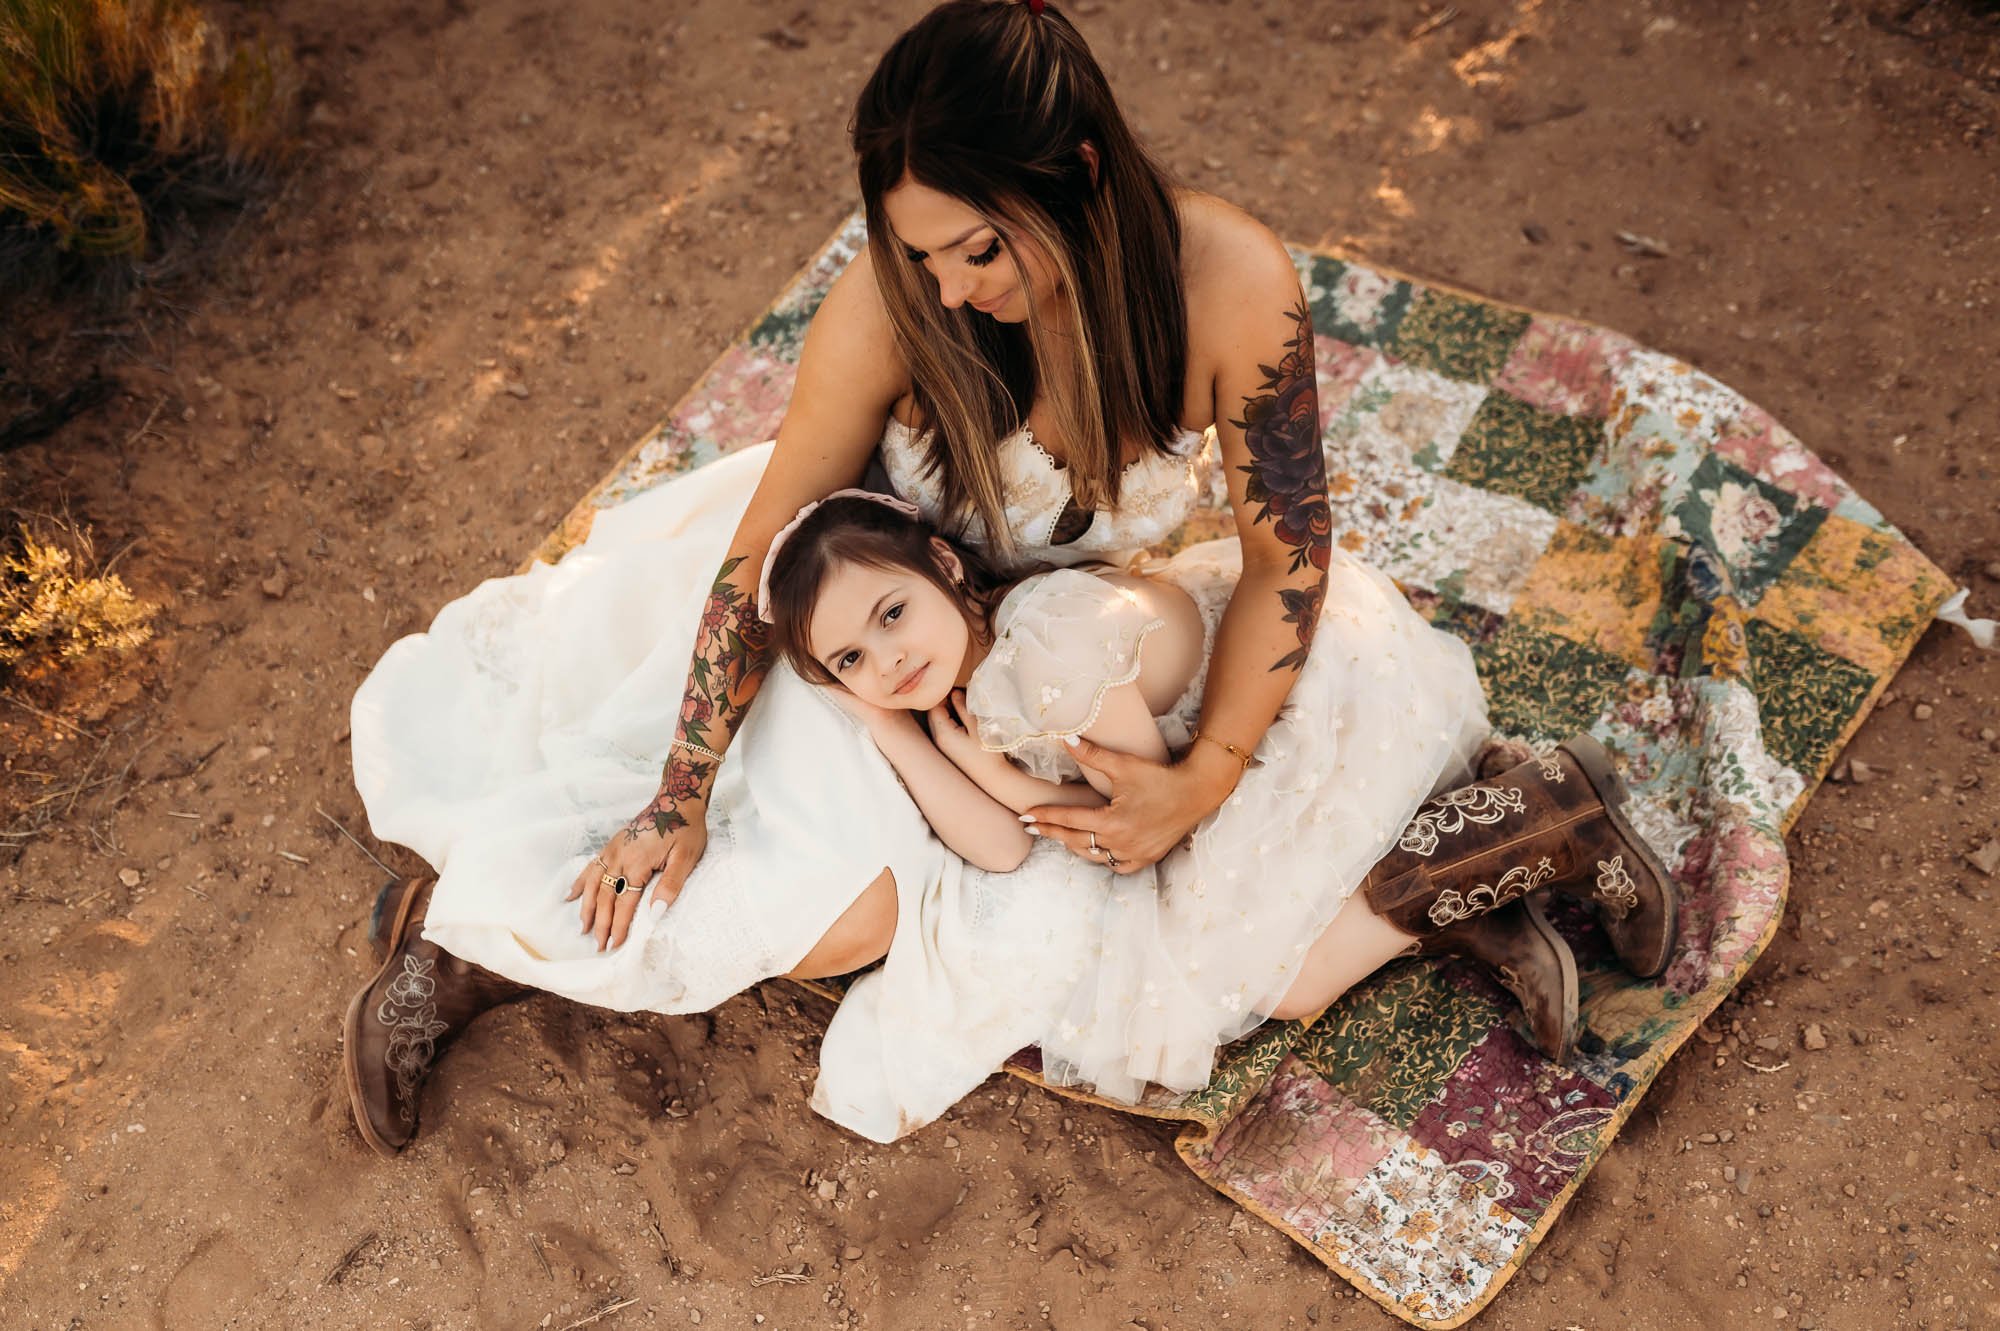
{"left": 788, "top": 869, "right": 897, "bottom": 979}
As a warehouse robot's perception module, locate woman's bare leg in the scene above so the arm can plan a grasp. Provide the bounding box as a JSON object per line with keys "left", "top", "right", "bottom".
{"left": 786, "top": 868, "right": 898, "bottom": 980}
{"left": 1266, "top": 891, "right": 1418, "bottom": 1021}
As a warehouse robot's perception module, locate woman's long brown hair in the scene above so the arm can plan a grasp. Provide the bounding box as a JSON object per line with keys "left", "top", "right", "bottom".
{"left": 852, "top": 0, "right": 1187, "bottom": 556}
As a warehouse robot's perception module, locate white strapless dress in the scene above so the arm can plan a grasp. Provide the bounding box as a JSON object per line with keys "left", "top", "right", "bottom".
{"left": 350, "top": 421, "right": 1485, "bottom": 1140}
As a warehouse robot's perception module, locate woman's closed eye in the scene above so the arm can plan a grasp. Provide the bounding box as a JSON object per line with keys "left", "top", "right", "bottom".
{"left": 904, "top": 238, "right": 1001, "bottom": 268}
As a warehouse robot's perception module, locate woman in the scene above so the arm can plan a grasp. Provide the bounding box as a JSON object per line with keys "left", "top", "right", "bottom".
{"left": 344, "top": 0, "right": 1671, "bottom": 1153}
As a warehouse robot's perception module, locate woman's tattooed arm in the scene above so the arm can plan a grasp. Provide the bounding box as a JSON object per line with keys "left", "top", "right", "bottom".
{"left": 1230, "top": 297, "right": 1331, "bottom": 671}
{"left": 630, "top": 555, "right": 772, "bottom": 839}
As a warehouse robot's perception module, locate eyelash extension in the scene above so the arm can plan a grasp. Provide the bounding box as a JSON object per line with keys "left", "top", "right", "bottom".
{"left": 904, "top": 239, "right": 1001, "bottom": 267}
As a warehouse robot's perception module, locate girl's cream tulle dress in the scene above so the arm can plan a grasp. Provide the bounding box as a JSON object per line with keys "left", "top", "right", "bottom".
{"left": 351, "top": 423, "right": 1486, "bottom": 1140}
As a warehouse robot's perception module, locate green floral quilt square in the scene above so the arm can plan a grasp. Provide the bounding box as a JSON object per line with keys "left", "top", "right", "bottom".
{"left": 1305, "top": 255, "right": 1419, "bottom": 349}
{"left": 1666, "top": 454, "right": 1827, "bottom": 608}
{"left": 1289, "top": 962, "right": 1503, "bottom": 1131}
{"left": 1384, "top": 289, "right": 1532, "bottom": 385}
{"left": 1474, "top": 622, "right": 1634, "bottom": 741}
{"left": 1745, "top": 619, "right": 1878, "bottom": 775}
{"left": 1446, "top": 393, "right": 1604, "bottom": 514}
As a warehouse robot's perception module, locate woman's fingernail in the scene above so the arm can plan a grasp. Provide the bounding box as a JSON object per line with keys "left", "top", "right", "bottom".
{"left": 1024, "top": 825, "right": 1040, "bottom": 837}
{"left": 1060, "top": 734, "right": 1079, "bottom": 747}
{"left": 650, "top": 898, "right": 670, "bottom": 918}
{"left": 1018, "top": 813, "right": 1037, "bottom": 823}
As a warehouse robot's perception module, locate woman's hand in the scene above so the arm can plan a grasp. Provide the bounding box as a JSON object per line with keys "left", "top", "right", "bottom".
{"left": 566, "top": 786, "right": 710, "bottom": 952}
{"left": 1020, "top": 735, "right": 1239, "bottom": 873}
{"left": 927, "top": 689, "right": 1015, "bottom": 789}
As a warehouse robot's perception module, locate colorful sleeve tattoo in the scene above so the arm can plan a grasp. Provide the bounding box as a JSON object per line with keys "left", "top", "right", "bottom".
{"left": 630, "top": 555, "right": 772, "bottom": 838}
{"left": 1230, "top": 298, "right": 1331, "bottom": 673}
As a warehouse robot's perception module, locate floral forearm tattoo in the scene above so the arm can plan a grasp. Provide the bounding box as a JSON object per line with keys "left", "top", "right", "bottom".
{"left": 1230, "top": 298, "right": 1331, "bottom": 672}
{"left": 633, "top": 555, "right": 771, "bottom": 838}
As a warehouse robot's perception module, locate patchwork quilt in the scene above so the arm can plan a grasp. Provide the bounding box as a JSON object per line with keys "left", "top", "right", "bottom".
{"left": 531, "top": 216, "right": 1952, "bottom": 1327}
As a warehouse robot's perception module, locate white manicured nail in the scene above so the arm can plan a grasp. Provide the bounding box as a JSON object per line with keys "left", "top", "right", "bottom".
{"left": 1018, "top": 813, "right": 1037, "bottom": 823}
{"left": 1060, "top": 734, "right": 1079, "bottom": 747}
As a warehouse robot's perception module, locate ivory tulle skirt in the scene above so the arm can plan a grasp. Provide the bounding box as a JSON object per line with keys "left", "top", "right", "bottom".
{"left": 351, "top": 442, "right": 1487, "bottom": 1138}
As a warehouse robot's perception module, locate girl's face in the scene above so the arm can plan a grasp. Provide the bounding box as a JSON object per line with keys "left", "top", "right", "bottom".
{"left": 805, "top": 549, "right": 978, "bottom": 712}
{"left": 881, "top": 178, "right": 1060, "bottom": 325}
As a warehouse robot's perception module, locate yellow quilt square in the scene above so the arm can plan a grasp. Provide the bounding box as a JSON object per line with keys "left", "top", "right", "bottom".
{"left": 1755, "top": 514, "right": 1952, "bottom": 677}
{"left": 1507, "top": 522, "right": 1668, "bottom": 669}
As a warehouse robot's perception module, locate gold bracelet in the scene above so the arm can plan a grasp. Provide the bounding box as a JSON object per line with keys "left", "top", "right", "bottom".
{"left": 672, "top": 737, "right": 725, "bottom": 764}
{"left": 1190, "top": 730, "right": 1254, "bottom": 771}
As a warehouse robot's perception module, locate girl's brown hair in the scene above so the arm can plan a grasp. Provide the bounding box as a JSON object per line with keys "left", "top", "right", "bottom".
{"left": 765, "top": 496, "right": 1012, "bottom": 688}
{"left": 852, "top": 0, "right": 1187, "bottom": 555}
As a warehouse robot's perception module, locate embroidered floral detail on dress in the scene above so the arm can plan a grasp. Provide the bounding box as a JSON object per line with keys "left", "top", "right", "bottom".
{"left": 375, "top": 954, "right": 450, "bottom": 1126}
{"left": 1397, "top": 785, "right": 1528, "bottom": 856}
{"left": 1426, "top": 858, "right": 1557, "bottom": 927}
{"left": 1592, "top": 855, "right": 1640, "bottom": 919}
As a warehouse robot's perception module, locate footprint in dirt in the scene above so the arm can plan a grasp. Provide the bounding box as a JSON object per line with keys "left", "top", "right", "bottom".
{"left": 158, "top": 1232, "right": 259, "bottom": 1330}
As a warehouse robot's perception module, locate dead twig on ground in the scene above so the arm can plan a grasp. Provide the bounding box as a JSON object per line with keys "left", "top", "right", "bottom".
{"left": 163, "top": 738, "right": 226, "bottom": 780}
{"left": 750, "top": 1268, "right": 810, "bottom": 1287}
{"left": 1, "top": 691, "right": 99, "bottom": 739}
{"left": 554, "top": 1297, "right": 638, "bottom": 1331}
{"left": 529, "top": 1234, "right": 553, "bottom": 1279}
{"left": 321, "top": 1230, "right": 379, "bottom": 1286}
{"left": 316, "top": 803, "right": 397, "bottom": 877}
{"left": 1407, "top": 6, "right": 1460, "bottom": 41}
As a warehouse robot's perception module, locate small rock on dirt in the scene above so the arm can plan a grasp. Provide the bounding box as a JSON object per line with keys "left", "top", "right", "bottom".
{"left": 1912, "top": 703, "right": 1933, "bottom": 720}
{"left": 1966, "top": 839, "right": 2000, "bottom": 876}
{"left": 1802, "top": 1023, "right": 1827, "bottom": 1050}
{"left": 504, "top": 381, "right": 531, "bottom": 399}
{"left": 261, "top": 569, "right": 288, "bottom": 599}
{"left": 1848, "top": 759, "right": 1875, "bottom": 784}
{"left": 118, "top": 868, "right": 142, "bottom": 888}
{"left": 815, "top": 1178, "right": 838, "bottom": 1201}
{"left": 841, "top": 1246, "right": 862, "bottom": 1262}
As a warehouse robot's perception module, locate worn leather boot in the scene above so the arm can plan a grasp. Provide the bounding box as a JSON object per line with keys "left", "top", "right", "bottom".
{"left": 343, "top": 878, "right": 530, "bottom": 1157}
{"left": 1366, "top": 734, "right": 1679, "bottom": 977}
{"left": 1420, "top": 897, "right": 1580, "bottom": 1063}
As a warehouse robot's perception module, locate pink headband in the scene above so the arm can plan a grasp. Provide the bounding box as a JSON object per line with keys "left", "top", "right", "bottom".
{"left": 756, "top": 489, "right": 924, "bottom": 623}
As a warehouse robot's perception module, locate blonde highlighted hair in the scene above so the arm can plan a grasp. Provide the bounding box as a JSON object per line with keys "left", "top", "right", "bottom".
{"left": 852, "top": 0, "right": 1187, "bottom": 555}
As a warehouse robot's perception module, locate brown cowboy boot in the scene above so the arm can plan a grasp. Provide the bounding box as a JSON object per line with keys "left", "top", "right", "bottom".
{"left": 1365, "top": 734, "right": 1679, "bottom": 978}
{"left": 342, "top": 877, "right": 530, "bottom": 1157}
{"left": 1419, "top": 897, "right": 1579, "bottom": 1064}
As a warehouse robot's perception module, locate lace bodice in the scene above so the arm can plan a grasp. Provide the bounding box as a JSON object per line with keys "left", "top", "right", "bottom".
{"left": 879, "top": 419, "right": 1212, "bottom": 571}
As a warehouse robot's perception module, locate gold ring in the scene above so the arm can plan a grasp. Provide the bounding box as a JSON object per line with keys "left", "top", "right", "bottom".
{"left": 1087, "top": 832, "right": 1098, "bottom": 853}
{"left": 600, "top": 871, "right": 629, "bottom": 895}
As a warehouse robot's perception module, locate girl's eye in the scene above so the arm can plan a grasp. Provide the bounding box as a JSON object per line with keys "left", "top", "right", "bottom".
{"left": 837, "top": 650, "right": 860, "bottom": 672}
{"left": 966, "top": 239, "right": 1001, "bottom": 268}
{"left": 883, "top": 603, "right": 903, "bottom": 626}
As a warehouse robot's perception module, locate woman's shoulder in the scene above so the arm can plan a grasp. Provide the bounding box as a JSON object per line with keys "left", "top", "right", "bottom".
{"left": 1174, "top": 191, "right": 1305, "bottom": 332}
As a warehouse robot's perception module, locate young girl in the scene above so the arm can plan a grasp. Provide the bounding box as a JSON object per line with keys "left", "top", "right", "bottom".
{"left": 760, "top": 491, "right": 1673, "bottom": 1133}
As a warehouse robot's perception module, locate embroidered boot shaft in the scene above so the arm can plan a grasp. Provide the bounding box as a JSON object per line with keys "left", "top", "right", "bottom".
{"left": 1364, "top": 734, "right": 1680, "bottom": 977}
{"left": 343, "top": 877, "right": 531, "bottom": 1156}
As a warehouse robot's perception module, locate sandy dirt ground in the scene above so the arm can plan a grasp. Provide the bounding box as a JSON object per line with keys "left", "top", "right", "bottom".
{"left": 4, "top": 1, "right": 1999, "bottom": 1328}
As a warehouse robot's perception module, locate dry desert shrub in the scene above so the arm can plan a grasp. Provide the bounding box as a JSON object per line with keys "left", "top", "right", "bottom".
{"left": 0, "top": 0, "right": 299, "bottom": 297}
{"left": 0, "top": 516, "right": 155, "bottom": 678}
